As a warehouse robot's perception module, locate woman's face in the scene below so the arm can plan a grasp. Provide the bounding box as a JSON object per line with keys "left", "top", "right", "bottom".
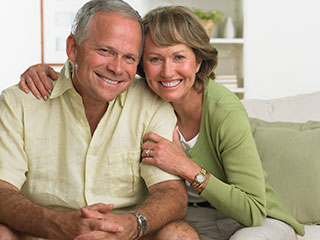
{"left": 142, "top": 33, "right": 201, "bottom": 103}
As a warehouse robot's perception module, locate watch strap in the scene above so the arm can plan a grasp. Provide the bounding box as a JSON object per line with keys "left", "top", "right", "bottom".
{"left": 130, "top": 211, "right": 147, "bottom": 240}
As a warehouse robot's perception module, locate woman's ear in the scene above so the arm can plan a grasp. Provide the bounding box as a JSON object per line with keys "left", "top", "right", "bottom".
{"left": 66, "top": 34, "right": 77, "bottom": 63}
{"left": 196, "top": 59, "right": 202, "bottom": 73}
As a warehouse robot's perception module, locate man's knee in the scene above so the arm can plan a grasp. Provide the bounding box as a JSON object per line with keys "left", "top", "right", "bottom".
{"left": 0, "top": 224, "right": 36, "bottom": 240}
{"left": 153, "top": 220, "right": 200, "bottom": 240}
{"left": 0, "top": 224, "right": 19, "bottom": 240}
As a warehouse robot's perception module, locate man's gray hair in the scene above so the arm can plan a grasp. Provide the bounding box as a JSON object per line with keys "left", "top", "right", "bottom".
{"left": 71, "top": 0, "right": 144, "bottom": 57}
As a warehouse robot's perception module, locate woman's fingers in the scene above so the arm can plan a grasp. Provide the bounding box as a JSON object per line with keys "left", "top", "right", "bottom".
{"left": 19, "top": 64, "right": 56, "bottom": 100}
{"left": 25, "top": 75, "right": 42, "bottom": 99}
{"left": 19, "top": 75, "right": 30, "bottom": 94}
{"left": 143, "top": 131, "right": 167, "bottom": 144}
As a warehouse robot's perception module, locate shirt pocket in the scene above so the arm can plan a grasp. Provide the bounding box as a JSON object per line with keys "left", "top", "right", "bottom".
{"left": 108, "top": 150, "right": 143, "bottom": 197}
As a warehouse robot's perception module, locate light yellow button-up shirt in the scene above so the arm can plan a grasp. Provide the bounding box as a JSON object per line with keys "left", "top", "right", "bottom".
{"left": 0, "top": 62, "right": 179, "bottom": 212}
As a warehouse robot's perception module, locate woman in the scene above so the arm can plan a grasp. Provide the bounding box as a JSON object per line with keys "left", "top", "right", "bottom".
{"left": 19, "top": 6, "right": 304, "bottom": 240}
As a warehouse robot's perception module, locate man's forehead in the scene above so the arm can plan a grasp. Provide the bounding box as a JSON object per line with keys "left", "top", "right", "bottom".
{"left": 87, "top": 12, "right": 142, "bottom": 56}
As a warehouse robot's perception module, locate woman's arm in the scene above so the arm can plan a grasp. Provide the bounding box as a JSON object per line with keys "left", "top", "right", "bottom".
{"left": 19, "top": 64, "right": 58, "bottom": 100}
{"left": 202, "top": 110, "right": 267, "bottom": 226}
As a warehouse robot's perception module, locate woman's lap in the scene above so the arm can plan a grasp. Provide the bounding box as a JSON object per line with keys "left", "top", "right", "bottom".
{"left": 185, "top": 205, "right": 296, "bottom": 240}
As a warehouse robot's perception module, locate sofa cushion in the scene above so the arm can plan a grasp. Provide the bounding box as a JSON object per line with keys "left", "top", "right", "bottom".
{"left": 242, "top": 91, "right": 320, "bottom": 122}
{"left": 249, "top": 118, "right": 320, "bottom": 224}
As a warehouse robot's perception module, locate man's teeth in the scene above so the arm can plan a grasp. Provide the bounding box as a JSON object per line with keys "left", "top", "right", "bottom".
{"left": 161, "top": 80, "right": 181, "bottom": 87}
{"left": 101, "top": 77, "right": 119, "bottom": 85}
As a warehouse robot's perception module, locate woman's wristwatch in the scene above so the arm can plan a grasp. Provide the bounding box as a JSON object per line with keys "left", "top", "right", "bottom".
{"left": 191, "top": 168, "right": 209, "bottom": 191}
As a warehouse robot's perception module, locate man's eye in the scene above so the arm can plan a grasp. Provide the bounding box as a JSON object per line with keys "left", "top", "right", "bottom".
{"left": 175, "top": 55, "right": 185, "bottom": 60}
{"left": 126, "top": 56, "right": 136, "bottom": 62}
{"left": 150, "top": 57, "right": 160, "bottom": 62}
{"left": 100, "top": 49, "right": 109, "bottom": 53}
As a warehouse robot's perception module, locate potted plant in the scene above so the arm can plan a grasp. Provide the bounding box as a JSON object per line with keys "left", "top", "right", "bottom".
{"left": 193, "top": 9, "right": 224, "bottom": 37}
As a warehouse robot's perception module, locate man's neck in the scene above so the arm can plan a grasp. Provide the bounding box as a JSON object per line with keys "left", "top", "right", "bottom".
{"left": 82, "top": 98, "right": 109, "bottom": 135}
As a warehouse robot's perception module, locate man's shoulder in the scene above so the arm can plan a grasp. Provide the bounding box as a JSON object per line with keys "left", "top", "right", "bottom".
{"left": 122, "top": 77, "right": 174, "bottom": 118}
{"left": 128, "top": 78, "right": 152, "bottom": 93}
{"left": 1, "top": 84, "right": 49, "bottom": 111}
{"left": 126, "top": 78, "right": 164, "bottom": 104}
{"left": 1, "top": 84, "right": 31, "bottom": 103}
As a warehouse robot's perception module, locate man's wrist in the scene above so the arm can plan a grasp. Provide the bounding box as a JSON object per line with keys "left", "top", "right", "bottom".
{"left": 129, "top": 211, "right": 147, "bottom": 240}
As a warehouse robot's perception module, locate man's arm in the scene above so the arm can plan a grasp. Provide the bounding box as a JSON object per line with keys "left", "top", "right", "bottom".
{"left": 0, "top": 180, "right": 123, "bottom": 239}
{"left": 0, "top": 180, "right": 52, "bottom": 238}
{"left": 136, "top": 179, "right": 187, "bottom": 235}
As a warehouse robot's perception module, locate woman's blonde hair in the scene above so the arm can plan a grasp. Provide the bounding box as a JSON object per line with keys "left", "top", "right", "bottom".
{"left": 137, "top": 5, "right": 218, "bottom": 87}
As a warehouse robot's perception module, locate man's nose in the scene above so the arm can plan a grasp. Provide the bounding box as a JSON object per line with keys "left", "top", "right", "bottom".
{"left": 107, "top": 57, "right": 123, "bottom": 75}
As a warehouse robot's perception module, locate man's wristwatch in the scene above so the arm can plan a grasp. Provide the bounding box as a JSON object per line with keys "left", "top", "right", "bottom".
{"left": 191, "top": 168, "right": 208, "bottom": 190}
{"left": 130, "top": 211, "right": 147, "bottom": 240}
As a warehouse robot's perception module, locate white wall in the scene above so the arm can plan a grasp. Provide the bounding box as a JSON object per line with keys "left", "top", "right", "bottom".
{"left": 245, "top": 0, "right": 320, "bottom": 99}
{"left": 0, "top": 0, "right": 41, "bottom": 92}
{"left": 1, "top": 0, "right": 320, "bottom": 100}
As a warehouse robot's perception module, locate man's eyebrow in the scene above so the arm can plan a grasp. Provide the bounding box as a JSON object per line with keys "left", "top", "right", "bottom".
{"left": 98, "top": 44, "right": 139, "bottom": 58}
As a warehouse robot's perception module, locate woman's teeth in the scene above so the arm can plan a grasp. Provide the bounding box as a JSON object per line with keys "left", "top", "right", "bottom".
{"left": 161, "top": 80, "right": 181, "bottom": 87}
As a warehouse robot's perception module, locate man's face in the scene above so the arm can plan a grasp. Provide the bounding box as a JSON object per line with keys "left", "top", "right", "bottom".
{"left": 67, "top": 12, "right": 142, "bottom": 103}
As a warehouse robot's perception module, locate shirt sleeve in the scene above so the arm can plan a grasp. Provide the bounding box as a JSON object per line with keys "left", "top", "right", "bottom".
{"left": 140, "top": 100, "right": 181, "bottom": 187}
{"left": 201, "top": 110, "right": 267, "bottom": 226}
{"left": 0, "top": 91, "right": 28, "bottom": 189}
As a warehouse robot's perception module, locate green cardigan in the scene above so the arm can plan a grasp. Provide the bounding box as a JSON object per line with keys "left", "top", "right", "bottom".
{"left": 188, "top": 78, "right": 304, "bottom": 236}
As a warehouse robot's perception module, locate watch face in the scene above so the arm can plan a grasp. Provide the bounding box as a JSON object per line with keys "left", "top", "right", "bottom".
{"left": 196, "top": 174, "right": 205, "bottom": 183}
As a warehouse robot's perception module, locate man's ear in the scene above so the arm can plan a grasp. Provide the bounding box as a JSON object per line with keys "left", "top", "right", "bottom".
{"left": 66, "top": 34, "right": 77, "bottom": 62}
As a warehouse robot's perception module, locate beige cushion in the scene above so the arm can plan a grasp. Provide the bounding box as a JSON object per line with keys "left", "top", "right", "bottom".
{"left": 250, "top": 118, "right": 320, "bottom": 224}
{"left": 242, "top": 91, "right": 320, "bottom": 122}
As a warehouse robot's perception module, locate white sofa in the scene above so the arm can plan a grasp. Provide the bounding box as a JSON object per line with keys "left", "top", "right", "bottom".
{"left": 242, "top": 91, "right": 320, "bottom": 240}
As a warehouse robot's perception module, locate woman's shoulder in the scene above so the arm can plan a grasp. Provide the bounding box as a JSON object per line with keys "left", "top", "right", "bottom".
{"left": 203, "top": 78, "right": 245, "bottom": 113}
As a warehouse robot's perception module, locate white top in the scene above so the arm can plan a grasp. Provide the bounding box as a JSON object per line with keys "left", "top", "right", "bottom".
{"left": 178, "top": 130, "right": 206, "bottom": 203}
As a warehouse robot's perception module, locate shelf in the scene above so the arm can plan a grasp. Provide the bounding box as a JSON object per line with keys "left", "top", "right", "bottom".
{"left": 228, "top": 88, "right": 245, "bottom": 93}
{"left": 210, "top": 38, "right": 244, "bottom": 44}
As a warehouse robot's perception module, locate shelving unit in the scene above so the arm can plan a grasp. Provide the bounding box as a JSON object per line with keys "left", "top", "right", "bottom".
{"left": 208, "top": 0, "right": 245, "bottom": 98}
{"left": 212, "top": 39, "right": 245, "bottom": 98}
{"left": 210, "top": 38, "right": 244, "bottom": 44}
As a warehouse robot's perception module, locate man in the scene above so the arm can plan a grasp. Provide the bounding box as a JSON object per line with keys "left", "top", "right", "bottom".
{"left": 0, "top": 0, "right": 199, "bottom": 239}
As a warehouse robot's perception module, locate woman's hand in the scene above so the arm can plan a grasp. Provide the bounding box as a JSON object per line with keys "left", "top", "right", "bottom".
{"left": 142, "top": 127, "right": 201, "bottom": 183}
{"left": 19, "top": 64, "right": 58, "bottom": 100}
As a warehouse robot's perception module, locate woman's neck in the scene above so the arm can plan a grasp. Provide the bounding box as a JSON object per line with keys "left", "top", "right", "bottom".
{"left": 172, "top": 87, "right": 203, "bottom": 141}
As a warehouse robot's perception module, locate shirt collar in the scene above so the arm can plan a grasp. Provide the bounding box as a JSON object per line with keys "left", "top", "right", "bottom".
{"left": 49, "top": 60, "right": 127, "bottom": 107}
{"left": 49, "top": 60, "right": 75, "bottom": 99}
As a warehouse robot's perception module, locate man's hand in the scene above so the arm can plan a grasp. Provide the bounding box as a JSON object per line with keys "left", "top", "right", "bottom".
{"left": 74, "top": 204, "right": 138, "bottom": 240}
{"left": 48, "top": 203, "right": 124, "bottom": 240}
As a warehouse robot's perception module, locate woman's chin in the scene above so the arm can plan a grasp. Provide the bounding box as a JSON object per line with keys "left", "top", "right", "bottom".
{"left": 158, "top": 94, "right": 179, "bottom": 103}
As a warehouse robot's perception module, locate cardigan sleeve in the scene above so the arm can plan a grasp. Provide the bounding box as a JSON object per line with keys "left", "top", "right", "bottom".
{"left": 201, "top": 110, "right": 267, "bottom": 226}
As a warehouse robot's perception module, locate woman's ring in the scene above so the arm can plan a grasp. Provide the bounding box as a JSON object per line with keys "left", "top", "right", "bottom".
{"left": 145, "top": 149, "right": 151, "bottom": 157}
